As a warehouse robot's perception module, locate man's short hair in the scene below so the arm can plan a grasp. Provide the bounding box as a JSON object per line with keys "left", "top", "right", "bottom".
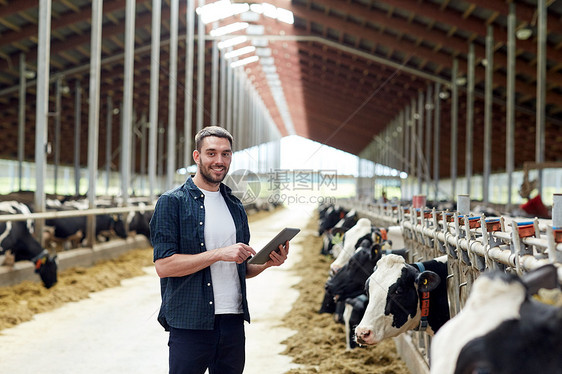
{"left": 194, "top": 126, "right": 233, "bottom": 151}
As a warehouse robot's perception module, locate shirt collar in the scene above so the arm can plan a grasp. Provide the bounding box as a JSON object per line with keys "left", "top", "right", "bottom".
{"left": 184, "top": 175, "right": 233, "bottom": 199}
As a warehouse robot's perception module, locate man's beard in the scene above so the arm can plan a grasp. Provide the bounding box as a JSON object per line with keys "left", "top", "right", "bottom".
{"left": 199, "top": 162, "right": 228, "bottom": 184}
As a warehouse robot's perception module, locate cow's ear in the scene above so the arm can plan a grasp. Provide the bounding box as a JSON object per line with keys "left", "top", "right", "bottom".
{"left": 416, "top": 270, "right": 441, "bottom": 292}
{"left": 370, "top": 243, "right": 381, "bottom": 260}
{"left": 521, "top": 264, "right": 558, "bottom": 295}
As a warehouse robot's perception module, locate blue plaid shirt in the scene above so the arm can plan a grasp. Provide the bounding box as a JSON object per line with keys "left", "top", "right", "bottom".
{"left": 150, "top": 176, "right": 251, "bottom": 331}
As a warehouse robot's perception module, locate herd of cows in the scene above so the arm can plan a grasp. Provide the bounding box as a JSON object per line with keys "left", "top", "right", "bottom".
{"left": 316, "top": 203, "right": 562, "bottom": 374}
{"left": 2, "top": 194, "right": 562, "bottom": 373}
{"left": 0, "top": 195, "right": 153, "bottom": 289}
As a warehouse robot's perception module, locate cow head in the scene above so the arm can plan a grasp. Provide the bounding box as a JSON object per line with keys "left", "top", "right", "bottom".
{"left": 326, "top": 240, "right": 382, "bottom": 300}
{"left": 354, "top": 254, "right": 441, "bottom": 345}
{"left": 33, "top": 251, "right": 58, "bottom": 289}
{"left": 112, "top": 215, "right": 127, "bottom": 239}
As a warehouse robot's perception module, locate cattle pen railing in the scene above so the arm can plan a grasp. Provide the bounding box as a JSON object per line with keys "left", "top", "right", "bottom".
{"left": 337, "top": 197, "right": 562, "bottom": 373}
{"left": 0, "top": 204, "right": 156, "bottom": 286}
{"left": 0, "top": 205, "right": 155, "bottom": 223}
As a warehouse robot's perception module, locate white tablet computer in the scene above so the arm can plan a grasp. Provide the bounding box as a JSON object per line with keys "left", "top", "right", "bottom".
{"left": 247, "top": 227, "right": 301, "bottom": 265}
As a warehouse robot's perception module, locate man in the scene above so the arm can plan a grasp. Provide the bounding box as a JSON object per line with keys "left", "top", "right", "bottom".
{"left": 150, "top": 126, "right": 289, "bottom": 374}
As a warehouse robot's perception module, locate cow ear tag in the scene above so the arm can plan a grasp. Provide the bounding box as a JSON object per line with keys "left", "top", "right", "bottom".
{"left": 416, "top": 270, "right": 441, "bottom": 292}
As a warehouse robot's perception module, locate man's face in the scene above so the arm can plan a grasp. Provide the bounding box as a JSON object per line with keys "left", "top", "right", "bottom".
{"left": 194, "top": 136, "right": 232, "bottom": 185}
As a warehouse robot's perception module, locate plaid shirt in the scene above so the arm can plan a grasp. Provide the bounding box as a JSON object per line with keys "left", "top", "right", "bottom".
{"left": 150, "top": 177, "right": 251, "bottom": 331}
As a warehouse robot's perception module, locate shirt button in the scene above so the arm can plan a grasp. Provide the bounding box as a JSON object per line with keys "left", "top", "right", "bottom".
{"left": 199, "top": 221, "right": 203, "bottom": 225}
{"left": 201, "top": 194, "right": 204, "bottom": 197}
{"left": 194, "top": 197, "right": 197, "bottom": 200}
{"left": 200, "top": 205, "right": 203, "bottom": 209}
{"left": 201, "top": 243, "right": 204, "bottom": 246}
{"left": 209, "top": 301, "right": 213, "bottom": 305}
{"left": 207, "top": 283, "right": 211, "bottom": 286}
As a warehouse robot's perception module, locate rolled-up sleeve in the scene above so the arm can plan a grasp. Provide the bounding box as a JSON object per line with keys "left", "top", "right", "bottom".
{"left": 150, "top": 194, "right": 179, "bottom": 262}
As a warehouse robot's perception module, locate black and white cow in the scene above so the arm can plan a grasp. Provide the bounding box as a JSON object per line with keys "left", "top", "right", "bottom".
{"left": 46, "top": 211, "right": 127, "bottom": 249}
{"left": 355, "top": 254, "right": 450, "bottom": 345}
{"left": 318, "top": 224, "right": 380, "bottom": 315}
{"left": 318, "top": 205, "right": 349, "bottom": 236}
{"left": 324, "top": 239, "right": 407, "bottom": 349}
{"left": 330, "top": 218, "right": 378, "bottom": 273}
{"left": 0, "top": 201, "right": 58, "bottom": 288}
{"left": 326, "top": 242, "right": 407, "bottom": 305}
{"left": 343, "top": 294, "right": 369, "bottom": 350}
{"left": 430, "top": 264, "right": 562, "bottom": 374}
{"left": 319, "top": 209, "right": 358, "bottom": 256}
{"left": 127, "top": 205, "right": 153, "bottom": 239}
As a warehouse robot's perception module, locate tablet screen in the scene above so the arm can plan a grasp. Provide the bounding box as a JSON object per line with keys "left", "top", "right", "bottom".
{"left": 247, "top": 227, "right": 300, "bottom": 265}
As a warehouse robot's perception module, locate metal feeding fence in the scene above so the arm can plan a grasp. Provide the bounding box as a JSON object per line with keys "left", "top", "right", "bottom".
{"left": 338, "top": 194, "right": 562, "bottom": 370}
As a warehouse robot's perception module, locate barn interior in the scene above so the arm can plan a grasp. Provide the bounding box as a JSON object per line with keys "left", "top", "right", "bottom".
{"left": 1, "top": 0, "right": 562, "bottom": 209}
{"left": 2, "top": 2, "right": 562, "bottom": 373}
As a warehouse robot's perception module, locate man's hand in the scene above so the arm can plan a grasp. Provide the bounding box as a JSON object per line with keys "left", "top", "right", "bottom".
{"left": 266, "top": 240, "right": 289, "bottom": 267}
{"left": 218, "top": 243, "right": 256, "bottom": 264}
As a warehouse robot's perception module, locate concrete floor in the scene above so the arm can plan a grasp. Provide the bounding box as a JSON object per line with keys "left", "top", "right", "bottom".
{"left": 0, "top": 204, "right": 316, "bottom": 374}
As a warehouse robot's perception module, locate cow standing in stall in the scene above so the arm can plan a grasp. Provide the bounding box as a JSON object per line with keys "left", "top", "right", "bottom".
{"left": 430, "top": 264, "right": 562, "bottom": 374}
{"left": 0, "top": 201, "right": 58, "bottom": 288}
{"left": 330, "top": 218, "right": 388, "bottom": 273}
{"left": 324, "top": 238, "right": 407, "bottom": 349}
{"left": 45, "top": 199, "right": 127, "bottom": 250}
{"left": 355, "top": 254, "right": 450, "bottom": 345}
{"left": 127, "top": 203, "right": 153, "bottom": 239}
{"left": 318, "top": 218, "right": 379, "bottom": 314}
{"left": 319, "top": 208, "right": 358, "bottom": 256}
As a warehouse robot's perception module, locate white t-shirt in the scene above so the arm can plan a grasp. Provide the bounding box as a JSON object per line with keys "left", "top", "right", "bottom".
{"left": 201, "top": 188, "right": 243, "bottom": 315}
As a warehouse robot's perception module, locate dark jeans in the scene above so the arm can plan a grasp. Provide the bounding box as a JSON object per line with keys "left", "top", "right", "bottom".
{"left": 168, "top": 314, "right": 246, "bottom": 374}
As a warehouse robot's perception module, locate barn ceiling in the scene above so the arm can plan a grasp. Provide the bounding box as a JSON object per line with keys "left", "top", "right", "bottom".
{"left": 0, "top": 0, "right": 561, "bottom": 180}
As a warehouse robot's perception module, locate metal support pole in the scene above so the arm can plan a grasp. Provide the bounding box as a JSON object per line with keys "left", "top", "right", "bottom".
{"left": 425, "top": 84, "right": 433, "bottom": 198}
{"left": 74, "top": 80, "right": 82, "bottom": 196}
{"left": 158, "top": 126, "right": 165, "bottom": 184}
{"left": 105, "top": 96, "right": 113, "bottom": 195}
{"left": 149, "top": 0, "right": 161, "bottom": 202}
{"left": 506, "top": 3, "right": 516, "bottom": 211}
{"left": 140, "top": 113, "right": 147, "bottom": 194}
{"left": 450, "top": 59, "right": 459, "bottom": 199}
{"left": 131, "top": 112, "right": 137, "bottom": 192}
{"left": 196, "top": 0, "right": 206, "bottom": 133}
{"left": 483, "top": 25, "right": 494, "bottom": 203}
{"left": 184, "top": 0, "right": 195, "bottom": 166}
{"left": 232, "top": 68, "right": 239, "bottom": 150}
{"left": 536, "top": 0, "right": 547, "bottom": 196}
{"left": 54, "top": 77, "right": 62, "bottom": 195}
{"left": 121, "top": 0, "right": 135, "bottom": 204}
{"left": 553, "top": 194, "right": 562, "bottom": 227}
{"left": 410, "top": 99, "right": 416, "bottom": 197}
{"left": 458, "top": 194, "right": 470, "bottom": 215}
{"left": 466, "top": 44, "right": 475, "bottom": 196}
{"left": 86, "top": 0, "right": 103, "bottom": 248}
{"left": 404, "top": 108, "right": 409, "bottom": 176}
{"left": 35, "top": 0, "right": 52, "bottom": 245}
{"left": 417, "top": 90, "right": 424, "bottom": 195}
{"left": 167, "top": 0, "right": 179, "bottom": 190}
{"left": 237, "top": 71, "right": 245, "bottom": 150}
{"left": 433, "top": 82, "right": 441, "bottom": 202}
{"left": 219, "top": 48, "right": 227, "bottom": 127}
{"left": 211, "top": 21, "right": 219, "bottom": 125}
{"left": 18, "top": 53, "right": 26, "bottom": 192}
{"left": 226, "top": 60, "right": 233, "bottom": 134}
